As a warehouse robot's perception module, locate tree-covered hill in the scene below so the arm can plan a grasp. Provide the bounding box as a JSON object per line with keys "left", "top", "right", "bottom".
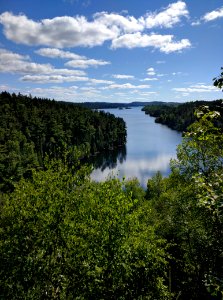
{"left": 142, "top": 99, "right": 223, "bottom": 132}
{"left": 0, "top": 105, "right": 223, "bottom": 299}
{"left": 0, "top": 92, "right": 126, "bottom": 191}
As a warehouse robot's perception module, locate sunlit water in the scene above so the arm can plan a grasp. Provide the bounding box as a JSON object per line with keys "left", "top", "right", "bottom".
{"left": 91, "top": 107, "right": 182, "bottom": 188}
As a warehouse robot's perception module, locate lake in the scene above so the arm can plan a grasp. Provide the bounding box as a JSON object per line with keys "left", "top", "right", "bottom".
{"left": 91, "top": 107, "right": 182, "bottom": 188}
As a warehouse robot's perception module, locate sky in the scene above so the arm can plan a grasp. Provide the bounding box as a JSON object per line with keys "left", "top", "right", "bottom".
{"left": 0, "top": 0, "right": 222, "bottom": 103}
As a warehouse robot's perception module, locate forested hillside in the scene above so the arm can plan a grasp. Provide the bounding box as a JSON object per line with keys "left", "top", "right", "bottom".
{"left": 0, "top": 92, "right": 126, "bottom": 191}
{"left": 0, "top": 104, "right": 223, "bottom": 299}
{"left": 142, "top": 99, "right": 223, "bottom": 131}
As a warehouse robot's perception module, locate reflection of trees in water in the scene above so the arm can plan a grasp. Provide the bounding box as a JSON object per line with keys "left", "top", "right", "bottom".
{"left": 89, "top": 145, "right": 126, "bottom": 171}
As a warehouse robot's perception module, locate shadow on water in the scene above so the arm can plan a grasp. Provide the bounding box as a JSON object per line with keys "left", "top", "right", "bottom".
{"left": 88, "top": 145, "right": 126, "bottom": 171}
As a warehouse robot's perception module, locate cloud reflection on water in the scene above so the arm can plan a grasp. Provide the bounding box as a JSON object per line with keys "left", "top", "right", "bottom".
{"left": 91, "top": 153, "right": 175, "bottom": 188}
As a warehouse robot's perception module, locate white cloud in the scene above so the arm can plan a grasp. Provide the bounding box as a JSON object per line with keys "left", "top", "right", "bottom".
{"left": 111, "top": 32, "right": 191, "bottom": 53}
{"left": 0, "top": 49, "right": 86, "bottom": 77}
{"left": 50, "top": 68, "right": 85, "bottom": 76}
{"left": 94, "top": 12, "right": 145, "bottom": 33}
{"left": 191, "top": 20, "right": 201, "bottom": 26}
{"left": 36, "top": 48, "right": 84, "bottom": 59}
{"left": 80, "top": 87, "right": 101, "bottom": 92}
{"left": 0, "top": 48, "right": 51, "bottom": 74}
{"left": 191, "top": 6, "right": 223, "bottom": 26}
{"left": 203, "top": 7, "right": 223, "bottom": 22}
{"left": 89, "top": 79, "right": 114, "bottom": 84}
{"left": 157, "top": 73, "right": 167, "bottom": 77}
{"left": 20, "top": 75, "right": 89, "bottom": 83}
{"left": 65, "top": 58, "right": 110, "bottom": 69}
{"left": 156, "top": 60, "right": 165, "bottom": 64}
{"left": 104, "top": 83, "right": 151, "bottom": 89}
{"left": 0, "top": 12, "right": 117, "bottom": 47}
{"left": 144, "top": 1, "right": 189, "bottom": 28}
{"left": 112, "top": 32, "right": 169, "bottom": 49}
{"left": 173, "top": 84, "right": 220, "bottom": 93}
{"left": 25, "top": 85, "right": 83, "bottom": 102}
{"left": 0, "top": 5, "right": 191, "bottom": 53}
{"left": 141, "top": 78, "right": 158, "bottom": 81}
{"left": 0, "top": 84, "right": 18, "bottom": 92}
{"left": 37, "top": 48, "right": 110, "bottom": 69}
{"left": 112, "top": 74, "right": 135, "bottom": 79}
{"left": 160, "top": 38, "right": 191, "bottom": 53}
{"left": 147, "top": 67, "right": 156, "bottom": 76}
{"left": 139, "top": 91, "right": 157, "bottom": 96}
{"left": 172, "top": 72, "right": 182, "bottom": 76}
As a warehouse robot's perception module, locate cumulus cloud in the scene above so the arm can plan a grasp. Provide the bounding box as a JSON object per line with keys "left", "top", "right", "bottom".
{"left": 0, "top": 49, "right": 86, "bottom": 77}
{"left": 65, "top": 59, "right": 110, "bottom": 69}
{"left": 0, "top": 12, "right": 117, "bottom": 47}
{"left": 144, "top": 1, "right": 189, "bottom": 28}
{"left": 36, "top": 48, "right": 110, "bottom": 69}
{"left": 203, "top": 7, "right": 223, "bottom": 22}
{"left": 94, "top": 12, "right": 145, "bottom": 33}
{"left": 173, "top": 84, "right": 220, "bottom": 93}
{"left": 191, "top": 6, "right": 223, "bottom": 25}
{"left": 36, "top": 48, "right": 84, "bottom": 59}
{"left": 160, "top": 38, "right": 191, "bottom": 53}
{"left": 0, "top": 48, "right": 52, "bottom": 74}
{"left": 0, "top": 3, "right": 191, "bottom": 53}
{"left": 112, "top": 74, "right": 135, "bottom": 79}
{"left": 111, "top": 32, "right": 191, "bottom": 53}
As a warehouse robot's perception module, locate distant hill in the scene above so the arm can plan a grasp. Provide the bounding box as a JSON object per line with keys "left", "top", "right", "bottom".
{"left": 73, "top": 101, "right": 180, "bottom": 109}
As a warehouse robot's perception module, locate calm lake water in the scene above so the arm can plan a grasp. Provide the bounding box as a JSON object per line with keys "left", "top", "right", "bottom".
{"left": 91, "top": 107, "right": 182, "bottom": 188}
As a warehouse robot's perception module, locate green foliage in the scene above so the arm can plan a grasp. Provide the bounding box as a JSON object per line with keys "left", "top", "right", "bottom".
{"left": 0, "top": 161, "right": 169, "bottom": 299}
{"left": 146, "top": 171, "right": 167, "bottom": 200}
{"left": 176, "top": 106, "right": 223, "bottom": 179}
{"left": 0, "top": 92, "right": 126, "bottom": 191}
{"left": 124, "top": 177, "right": 145, "bottom": 201}
{"left": 148, "top": 105, "right": 223, "bottom": 299}
{"left": 213, "top": 67, "right": 223, "bottom": 90}
{"left": 142, "top": 100, "right": 223, "bottom": 132}
{"left": 146, "top": 167, "right": 223, "bottom": 299}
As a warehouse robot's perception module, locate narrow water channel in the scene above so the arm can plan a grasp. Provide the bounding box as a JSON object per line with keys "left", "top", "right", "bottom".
{"left": 91, "top": 107, "right": 182, "bottom": 188}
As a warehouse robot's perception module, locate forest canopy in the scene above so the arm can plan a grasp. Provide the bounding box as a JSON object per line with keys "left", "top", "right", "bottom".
{"left": 0, "top": 92, "right": 126, "bottom": 191}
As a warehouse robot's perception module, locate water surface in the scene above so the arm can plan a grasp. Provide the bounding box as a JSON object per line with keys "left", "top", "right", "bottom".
{"left": 91, "top": 107, "right": 182, "bottom": 188}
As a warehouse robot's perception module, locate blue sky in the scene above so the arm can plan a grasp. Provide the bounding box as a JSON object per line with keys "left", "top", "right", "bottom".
{"left": 0, "top": 0, "right": 222, "bottom": 103}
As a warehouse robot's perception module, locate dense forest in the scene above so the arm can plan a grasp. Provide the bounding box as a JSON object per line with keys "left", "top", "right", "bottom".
{"left": 0, "top": 72, "right": 223, "bottom": 299}
{"left": 0, "top": 92, "right": 126, "bottom": 191}
{"left": 142, "top": 99, "right": 223, "bottom": 131}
